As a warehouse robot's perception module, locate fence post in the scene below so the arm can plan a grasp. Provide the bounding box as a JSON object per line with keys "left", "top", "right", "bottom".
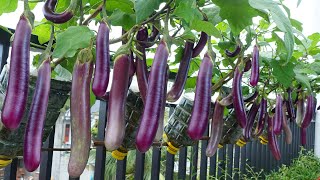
{"left": 39, "top": 126, "right": 55, "bottom": 180}
{"left": 4, "top": 158, "right": 18, "bottom": 180}
{"left": 151, "top": 147, "right": 161, "bottom": 180}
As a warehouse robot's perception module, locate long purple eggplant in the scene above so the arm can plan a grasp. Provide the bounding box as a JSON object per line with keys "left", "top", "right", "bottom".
{"left": 23, "top": 59, "right": 51, "bottom": 172}
{"left": 225, "top": 44, "right": 241, "bottom": 57}
{"left": 244, "top": 59, "right": 252, "bottom": 72}
{"left": 136, "top": 27, "right": 149, "bottom": 104}
{"left": 300, "top": 127, "right": 307, "bottom": 146}
{"left": 167, "top": 41, "right": 194, "bottom": 102}
{"left": 254, "top": 98, "right": 267, "bottom": 137}
{"left": 232, "top": 67, "right": 247, "bottom": 128}
{"left": 43, "top": 0, "right": 78, "bottom": 24}
{"left": 243, "top": 101, "right": 260, "bottom": 140}
{"left": 104, "top": 55, "right": 130, "bottom": 151}
{"left": 274, "top": 95, "right": 283, "bottom": 135}
{"left": 296, "top": 98, "right": 304, "bottom": 126}
{"left": 92, "top": 21, "right": 110, "bottom": 97}
{"left": 187, "top": 53, "right": 213, "bottom": 140}
{"left": 206, "top": 101, "right": 224, "bottom": 157}
{"left": 192, "top": 32, "right": 207, "bottom": 57}
{"left": 155, "top": 65, "right": 169, "bottom": 142}
{"left": 282, "top": 105, "right": 292, "bottom": 144}
{"left": 250, "top": 45, "right": 259, "bottom": 86}
{"left": 135, "top": 40, "right": 169, "bottom": 153}
{"left": 301, "top": 94, "right": 315, "bottom": 128}
{"left": 286, "top": 88, "right": 295, "bottom": 120}
{"left": 68, "top": 49, "right": 93, "bottom": 178}
{"left": 268, "top": 116, "right": 281, "bottom": 160}
{"left": 1, "top": 14, "right": 33, "bottom": 130}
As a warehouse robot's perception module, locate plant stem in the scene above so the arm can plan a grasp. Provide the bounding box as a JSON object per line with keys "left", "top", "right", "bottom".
{"left": 141, "top": 0, "right": 174, "bottom": 25}
{"left": 82, "top": 3, "right": 104, "bottom": 25}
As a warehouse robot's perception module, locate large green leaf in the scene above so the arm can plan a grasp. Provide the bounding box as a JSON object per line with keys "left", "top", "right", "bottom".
{"left": 173, "top": 0, "right": 202, "bottom": 24}
{"left": 32, "top": 23, "right": 51, "bottom": 44}
{"left": 270, "top": 60, "right": 295, "bottom": 88}
{"left": 190, "top": 20, "right": 221, "bottom": 38}
{"left": 106, "top": 0, "right": 134, "bottom": 14}
{"left": 0, "top": 0, "right": 18, "bottom": 15}
{"left": 295, "top": 73, "right": 311, "bottom": 92}
{"left": 109, "top": 9, "right": 136, "bottom": 31}
{"left": 53, "top": 26, "right": 94, "bottom": 58}
{"left": 212, "top": 0, "right": 261, "bottom": 35}
{"left": 134, "top": 0, "right": 167, "bottom": 23}
{"left": 249, "top": 0, "right": 294, "bottom": 63}
{"left": 202, "top": 6, "right": 222, "bottom": 25}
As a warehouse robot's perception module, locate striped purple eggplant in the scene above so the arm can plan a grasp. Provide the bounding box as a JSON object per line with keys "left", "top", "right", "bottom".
{"left": 167, "top": 41, "right": 194, "bottom": 102}
{"left": 274, "top": 95, "right": 283, "bottom": 135}
{"left": 192, "top": 32, "right": 207, "bottom": 57}
{"left": 68, "top": 49, "right": 93, "bottom": 178}
{"left": 244, "top": 59, "right": 252, "bottom": 72}
{"left": 225, "top": 44, "right": 241, "bottom": 57}
{"left": 250, "top": 45, "right": 259, "bottom": 86}
{"left": 243, "top": 101, "right": 260, "bottom": 140}
{"left": 92, "top": 20, "right": 110, "bottom": 97}
{"left": 268, "top": 116, "right": 281, "bottom": 160}
{"left": 254, "top": 98, "right": 267, "bottom": 137}
{"left": 300, "top": 127, "right": 307, "bottom": 146}
{"left": 1, "top": 14, "right": 33, "bottom": 130}
{"left": 206, "top": 101, "right": 224, "bottom": 157}
{"left": 43, "top": 0, "right": 78, "bottom": 24}
{"left": 187, "top": 53, "right": 213, "bottom": 140}
{"left": 24, "top": 59, "right": 51, "bottom": 172}
{"left": 301, "top": 94, "right": 315, "bottom": 128}
{"left": 135, "top": 40, "right": 169, "bottom": 153}
{"left": 232, "top": 67, "right": 247, "bottom": 128}
{"left": 136, "top": 27, "right": 149, "bottom": 104}
{"left": 104, "top": 55, "right": 130, "bottom": 151}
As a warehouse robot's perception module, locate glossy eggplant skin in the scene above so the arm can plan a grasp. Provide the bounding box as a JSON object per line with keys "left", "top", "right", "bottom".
{"left": 300, "top": 127, "right": 307, "bottom": 146}
{"left": 268, "top": 116, "right": 281, "bottom": 160}
{"left": 243, "top": 101, "right": 260, "bottom": 140}
{"left": 187, "top": 53, "right": 213, "bottom": 140}
{"left": 1, "top": 15, "right": 32, "bottom": 130}
{"left": 104, "top": 55, "right": 130, "bottom": 151}
{"left": 92, "top": 21, "right": 110, "bottom": 97}
{"left": 155, "top": 65, "right": 169, "bottom": 142}
{"left": 43, "top": 0, "right": 77, "bottom": 24}
{"left": 192, "top": 32, "right": 208, "bottom": 58}
{"left": 301, "top": 95, "right": 315, "bottom": 128}
{"left": 282, "top": 105, "right": 292, "bottom": 144}
{"left": 68, "top": 50, "right": 93, "bottom": 178}
{"left": 167, "top": 41, "right": 194, "bottom": 102}
{"left": 254, "top": 98, "right": 267, "bottom": 137}
{"left": 206, "top": 101, "right": 224, "bottom": 157}
{"left": 232, "top": 67, "right": 247, "bottom": 128}
{"left": 23, "top": 59, "right": 51, "bottom": 172}
{"left": 250, "top": 45, "right": 259, "bottom": 86}
{"left": 274, "top": 95, "right": 283, "bottom": 135}
{"left": 286, "top": 88, "right": 296, "bottom": 120}
{"left": 135, "top": 40, "right": 169, "bottom": 153}
{"left": 225, "top": 45, "right": 241, "bottom": 57}
{"left": 244, "top": 59, "right": 252, "bottom": 72}
{"left": 136, "top": 27, "right": 149, "bottom": 104}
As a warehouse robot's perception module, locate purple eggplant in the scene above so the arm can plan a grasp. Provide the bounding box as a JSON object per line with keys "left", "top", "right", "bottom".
{"left": 232, "top": 67, "right": 247, "bottom": 128}
{"left": 243, "top": 101, "right": 260, "bottom": 140}
{"left": 225, "top": 44, "right": 241, "bottom": 57}
{"left": 244, "top": 59, "right": 252, "bottom": 72}
{"left": 167, "top": 41, "right": 194, "bottom": 102}
{"left": 301, "top": 94, "right": 315, "bottom": 128}
{"left": 300, "top": 127, "right": 307, "bottom": 146}
{"left": 187, "top": 53, "right": 213, "bottom": 140}
{"left": 286, "top": 88, "right": 296, "bottom": 120}
{"left": 268, "top": 116, "right": 281, "bottom": 160}
{"left": 250, "top": 45, "right": 259, "bottom": 86}
{"left": 254, "top": 98, "right": 267, "bottom": 137}
{"left": 192, "top": 32, "right": 207, "bottom": 57}
{"left": 43, "top": 0, "right": 78, "bottom": 24}
{"left": 274, "top": 95, "right": 283, "bottom": 135}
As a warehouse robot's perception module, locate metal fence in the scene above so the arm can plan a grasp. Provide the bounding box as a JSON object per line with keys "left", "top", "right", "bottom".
{"left": 0, "top": 28, "right": 316, "bottom": 180}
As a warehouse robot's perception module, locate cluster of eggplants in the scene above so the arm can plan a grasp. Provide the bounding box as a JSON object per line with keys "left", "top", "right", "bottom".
{"left": 187, "top": 53, "right": 213, "bottom": 140}
{"left": 68, "top": 49, "right": 93, "bottom": 177}
{"left": 92, "top": 20, "right": 110, "bottom": 98}
{"left": 43, "top": 0, "right": 78, "bottom": 24}
{"left": 1, "top": 14, "right": 33, "bottom": 130}
{"left": 135, "top": 40, "right": 169, "bottom": 153}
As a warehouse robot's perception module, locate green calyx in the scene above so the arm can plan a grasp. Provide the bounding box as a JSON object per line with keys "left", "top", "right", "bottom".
{"left": 77, "top": 48, "right": 93, "bottom": 64}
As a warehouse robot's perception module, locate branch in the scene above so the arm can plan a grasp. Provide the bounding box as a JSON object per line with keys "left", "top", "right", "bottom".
{"left": 82, "top": 3, "right": 104, "bottom": 25}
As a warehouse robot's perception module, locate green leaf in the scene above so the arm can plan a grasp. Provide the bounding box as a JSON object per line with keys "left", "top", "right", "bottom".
{"left": 109, "top": 9, "right": 136, "bottom": 31}
{"left": 32, "top": 24, "right": 51, "bottom": 44}
{"left": 106, "top": 0, "right": 134, "bottom": 14}
{"left": 270, "top": 60, "right": 295, "bottom": 88}
{"left": 202, "top": 6, "right": 222, "bottom": 25}
{"left": 185, "top": 77, "right": 197, "bottom": 89}
{"left": 180, "top": 29, "right": 197, "bottom": 41}
{"left": 134, "top": 0, "right": 167, "bottom": 23}
{"left": 249, "top": 0, "right": 294, "bottom": 63}
{"left": 297, "top": 0, "right": 302, "bottom": 7}
{"left": 173, "top": 0, "right": 202, "bottom": 24}
{"left": 212, "top": 0, "right": 261, "bottom": 35}
{"left": 171, "top": 46, "right": 184, "bottom": 64}
{"left": 53, "top": 26, "right": 94, "bottom": 58}
{"left": 295, "top": 73, "right": 311, "bottom": 92}
{"left": 53, "top": 64, "right": 72, "bottom": 81}
{"left": 291, "top": 18, "right": 303, "bottom": 31}
{"left": 190, "top": 20, "right": 221, "bottom": 38}
{"left": 188, "top": 58, "right": 201, "bottom": 76}
{"left": 0, "top": 0, "right": 17, "bottom": 15}
{"left": 29, "top": 2, "right": 38, "bottom": 10}
{"left": 32, "top": 54, "right": 41, "bottom": 68}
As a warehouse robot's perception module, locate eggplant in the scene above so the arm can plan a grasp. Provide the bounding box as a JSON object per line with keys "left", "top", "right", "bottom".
{"left": 232, "top": 67, "right": 247, "bottom": 128}
{"left": 274, "top": 95, "right": 283, "bottom": 135}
